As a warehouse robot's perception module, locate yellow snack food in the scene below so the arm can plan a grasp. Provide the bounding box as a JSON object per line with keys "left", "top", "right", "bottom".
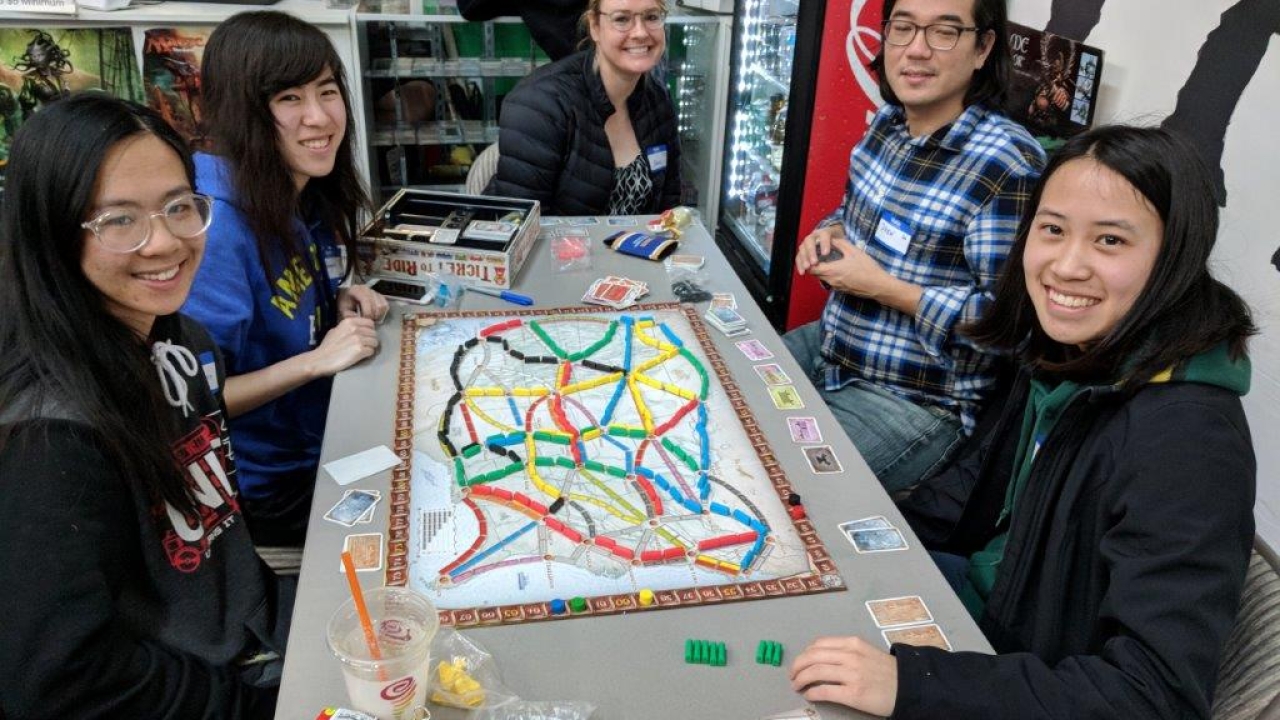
{"left": 431, "top": 656, "right": 486, "bottom": 708}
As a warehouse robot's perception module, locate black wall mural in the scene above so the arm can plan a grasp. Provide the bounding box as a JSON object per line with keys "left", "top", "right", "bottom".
{"left": 1046, "top": 0, "right": 1280, "bottom": 272}
{"left": 1045, "top": 0, "right": 1107, "bottom": 42}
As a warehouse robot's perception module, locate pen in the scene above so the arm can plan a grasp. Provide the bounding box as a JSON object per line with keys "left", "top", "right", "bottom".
{"left": 466, "top": 284, "right": 534, "bottom": 306}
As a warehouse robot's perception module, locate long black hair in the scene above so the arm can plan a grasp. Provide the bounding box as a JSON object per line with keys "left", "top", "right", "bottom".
{"left": 869, "top": 0, "right": 1011, "bottom": 113}
{"left": 967, "top": 125, "right": 1255, "bottom": 386}
{"left": 0, "top": 92, "right": 199, "bottom": 513}
{"left": 200, "top": 11, "right": 369, "bottom": 277}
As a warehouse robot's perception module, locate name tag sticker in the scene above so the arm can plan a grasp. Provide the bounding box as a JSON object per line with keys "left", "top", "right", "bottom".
{"left": 645, "top": 144, "right": 668, "bottom": 174}
{"left": 199, "top": 351, "right": 219, "bottom": 394}
{"left": 323, "top": 244, "right": 346, "bottom": 284}
{"left": 873, "top": 213, "right": 912, "bottom": 256}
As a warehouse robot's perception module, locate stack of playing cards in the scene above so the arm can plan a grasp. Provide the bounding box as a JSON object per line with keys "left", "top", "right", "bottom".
{"left": 838, "top": 515, "right": 909, "bottom": 553}
{"left": 666, "top": 253, "right": 705, "bottom": 271}
{"left": 462, "top": 219, "right": 518, "bottom": 243}
{"left": 323, "top": 489, "right": 381, "bottom": 527}
{"left": 709, "top": 292, "right": 737, "bottom": 311}
{"left": 865, "top": 595, "right": 952, "bottom": 651}
{"left": 704, "top": 306, "right": 749, "bottom": 337}
{"left": 340, "top": 532, "right": 385, "bottom": 573}
{"left": 583, "top": 276, "right": 649, "bottom": 309}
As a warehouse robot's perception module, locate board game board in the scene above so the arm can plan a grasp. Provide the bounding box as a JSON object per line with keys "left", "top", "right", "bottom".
{"left": 387, "top": 304, "right": 843, "bottom": 626}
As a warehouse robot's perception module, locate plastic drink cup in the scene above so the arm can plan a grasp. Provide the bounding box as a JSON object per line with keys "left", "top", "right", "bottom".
{"left": 326, "top": 586, "right": 439, "bottom": 720}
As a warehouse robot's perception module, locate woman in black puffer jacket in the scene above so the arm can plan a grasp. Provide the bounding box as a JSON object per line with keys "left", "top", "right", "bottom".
{"left": 485, "top": 0, "right": 682, "bottom": 216}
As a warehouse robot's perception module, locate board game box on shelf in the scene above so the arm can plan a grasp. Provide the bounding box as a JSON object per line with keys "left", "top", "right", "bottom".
{"left": 357, "top": 189, "right": 540, "bottom": 290}
{"left": 385, "top": 304, "right": 845, "bottom": 627}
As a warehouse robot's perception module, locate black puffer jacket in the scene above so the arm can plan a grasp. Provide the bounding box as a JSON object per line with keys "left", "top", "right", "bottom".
{"left": 486, "top": 49, "right": 682, "bottom": 216}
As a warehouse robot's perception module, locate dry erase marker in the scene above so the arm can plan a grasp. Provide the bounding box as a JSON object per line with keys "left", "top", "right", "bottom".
{"left": 466, "top": 284, "right": 534, "bottom": 306}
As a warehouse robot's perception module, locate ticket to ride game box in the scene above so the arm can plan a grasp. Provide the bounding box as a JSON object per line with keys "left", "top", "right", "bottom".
{"left": 357, "top": 190, "right": 541, "bottom": 290}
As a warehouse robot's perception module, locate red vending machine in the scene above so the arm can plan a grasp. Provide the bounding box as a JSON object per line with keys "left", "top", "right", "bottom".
{"left": 713, "top": 0, "right": 885, "bottom": 330}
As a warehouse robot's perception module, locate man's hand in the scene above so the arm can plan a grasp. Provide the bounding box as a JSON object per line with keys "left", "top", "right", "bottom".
{"left": 795, "top": 225, "right": 847, "bottom": 276}
{"left": 809, "top": 237, "right": 923, "bottom": 315}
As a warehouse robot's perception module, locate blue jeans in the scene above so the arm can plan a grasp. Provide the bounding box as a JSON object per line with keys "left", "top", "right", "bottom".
{"left": 929, "top": 551, "right": 971, "bottom": 594}
{"left": 783, "top": 321, "right": 965, "bottom": 494}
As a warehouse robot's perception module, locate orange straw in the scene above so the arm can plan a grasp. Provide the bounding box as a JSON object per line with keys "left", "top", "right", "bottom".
{"left": 341, "top": 551, "right": 384, "bottom": 666}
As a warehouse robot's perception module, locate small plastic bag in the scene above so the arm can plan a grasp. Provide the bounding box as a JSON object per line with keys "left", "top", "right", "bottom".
{"left": 427, "top": 273, "right": 464, "bottom": 310}
{"left": 647, "top": 206, "right": 696, "bottom": 238}
{"left": 427, "top": 628, "right": 517, "bottom": 711}
{"left": 549, "top": 227, "right": 593, "bottom": 272}
{"left": 477, "top": 701, "right": 597, "bottom": 720}
{"left": 665, "top": 262, "right": 712, "bottom": 304}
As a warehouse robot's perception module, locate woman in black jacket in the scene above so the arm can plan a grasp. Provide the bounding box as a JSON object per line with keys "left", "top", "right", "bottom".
{"left": 485, "top": 0, "right": 682, "bottom": 216}
{"left": 789, "top": 125, "right": 1256, "bottom": 720}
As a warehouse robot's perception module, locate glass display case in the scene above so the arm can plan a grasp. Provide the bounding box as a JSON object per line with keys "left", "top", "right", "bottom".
{"left": 720, "top": 0, "right": 802, "bottom": 274}
{"left": 714, "top": 0, "right": 882, "bottom": 328}
{"left": 354, "top": 10, "right": 730, "bottom": 216}
{"left": 664, "top": 14, "right": 730, "bottom": 219}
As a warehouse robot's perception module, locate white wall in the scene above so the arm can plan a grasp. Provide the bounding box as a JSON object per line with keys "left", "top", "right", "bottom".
{"left": 1007, "top": 0, "right": 1280, "bottom": 548}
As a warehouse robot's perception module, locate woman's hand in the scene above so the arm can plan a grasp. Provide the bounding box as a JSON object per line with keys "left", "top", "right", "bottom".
{"left": 305, "top": 316, "right": 379, "bottom": 378}
{"left": 338, "top": 284, "right": 389, "bottom": 322}
{"left": 222, "top": 314, "right": 380, "bottom": 417}
{"left": 789, "top": 636, "right": 898, "bottom": 718}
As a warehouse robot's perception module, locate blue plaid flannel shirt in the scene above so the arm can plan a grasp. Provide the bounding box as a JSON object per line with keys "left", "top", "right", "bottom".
{"left": 818, "top": 103, "right": 1045, "bottom": 433}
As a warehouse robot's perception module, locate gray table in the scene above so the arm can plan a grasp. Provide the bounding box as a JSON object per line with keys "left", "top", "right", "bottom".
{"left": 276, "top": 218, "right": 990, "bottom": 720}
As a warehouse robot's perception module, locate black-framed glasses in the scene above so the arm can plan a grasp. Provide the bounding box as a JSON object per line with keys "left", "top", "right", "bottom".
{"left": 598, "top": 9, "right": 667, "bottom": 33}
{"left": 81, "top": 193, "right": 213, "bottom": 254}
{"left": 882, "top": 19, "right": 980, "bottom": 51}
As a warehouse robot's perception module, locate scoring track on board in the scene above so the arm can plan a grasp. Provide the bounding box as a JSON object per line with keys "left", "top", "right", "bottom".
{"left": 387, "top": 304, "right": 843, "bottom": 626}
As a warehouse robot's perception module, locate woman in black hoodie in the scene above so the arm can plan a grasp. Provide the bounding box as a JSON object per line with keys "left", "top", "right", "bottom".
{"left": 0, "top": 94, "right": 291, "bottom": 719}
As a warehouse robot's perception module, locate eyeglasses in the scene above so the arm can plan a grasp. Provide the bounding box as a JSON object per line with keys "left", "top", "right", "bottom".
{"left": 598, "top": 9, "right": 667, "bottom": 33}
{"left": 882, "top": 19, "right": 980, "bottom": 51}
{"left": 81, "top": 193, "right": 213, "bottom": 254}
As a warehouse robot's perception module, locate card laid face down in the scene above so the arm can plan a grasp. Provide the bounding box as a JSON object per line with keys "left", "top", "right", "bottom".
{"left": 341, "top": 532, "right": 385, "bottom": 572}
{"left": 850, "top": 527, "right": 908, "bottom": 553}
{"left": 839, "top": 515, "right": 892, "bottom": 535}
{"left": 882, "top": 623, "right": 952, "bottom": 651}
{"left": 324, "top": 489, "right": 381, "bottom": 527}
{"left": 866, "top": 595, "right": 933, "bottom": 628}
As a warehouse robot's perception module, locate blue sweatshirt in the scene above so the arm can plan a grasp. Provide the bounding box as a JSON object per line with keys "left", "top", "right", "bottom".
{"left": 183, "top": 153, "right": 342, "bottom": 502}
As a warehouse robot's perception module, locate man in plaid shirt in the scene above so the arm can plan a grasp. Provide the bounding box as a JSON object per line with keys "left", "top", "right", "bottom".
{"left": 785, "top": 0, "right": 1045, "bottom": 493}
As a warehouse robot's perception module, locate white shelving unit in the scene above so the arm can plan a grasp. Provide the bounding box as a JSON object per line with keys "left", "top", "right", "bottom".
{"left": 0, "top": 3, "right": 730, "bottom": 218}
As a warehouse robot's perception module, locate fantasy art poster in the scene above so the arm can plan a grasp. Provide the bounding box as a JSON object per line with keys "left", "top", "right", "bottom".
{"left": 0, "top": 27, "right": 142, "bottom": 189}
{"left": 141, "top": 28, "right": 212, "bottom": 150}
{"left": 1006, "top": 22, "right": 1104, "bottom": 142}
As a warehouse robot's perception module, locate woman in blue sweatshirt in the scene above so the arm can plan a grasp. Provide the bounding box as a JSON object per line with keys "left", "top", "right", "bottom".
{"left": 183, "top": 12, "right": 388, "bottom": 546}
